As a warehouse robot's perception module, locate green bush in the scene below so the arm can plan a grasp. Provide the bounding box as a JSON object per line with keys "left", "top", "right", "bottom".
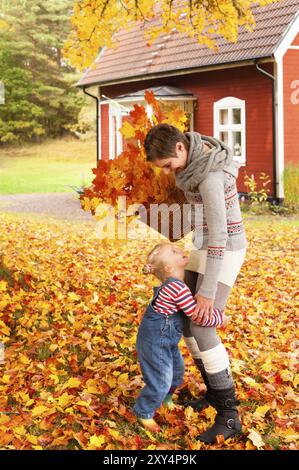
{"left": 283, "top": 163, "right": 299, "bottom": 210}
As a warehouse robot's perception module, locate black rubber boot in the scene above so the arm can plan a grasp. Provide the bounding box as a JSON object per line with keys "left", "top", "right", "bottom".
{"left": 184, "top": 359, "right": 211, "bottom": 411}
{"left": 196, "top": 386, "right": 242, "bottom": 444}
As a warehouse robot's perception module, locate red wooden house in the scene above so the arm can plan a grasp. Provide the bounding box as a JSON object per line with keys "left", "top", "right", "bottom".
{"left": 78, "top": 0, "right": 299, "bottom": 202}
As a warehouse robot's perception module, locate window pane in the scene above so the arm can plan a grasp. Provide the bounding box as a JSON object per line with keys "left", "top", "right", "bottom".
{"left": 220, "top": 131, "right": 228, "bottom": 145}
{"left": 233, "top": 131, "right": 242, "bottom": 156}
{"left": 219, "top": 109, "right": 228, "bottom": 125}
{"left": 233, "top": 108, "right": 241, "bottom": 124}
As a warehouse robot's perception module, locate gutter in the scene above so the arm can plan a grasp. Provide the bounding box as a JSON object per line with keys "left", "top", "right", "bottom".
{"left": 254, "top": 60, "right": 279, "bottom": 203}
{"left": 82, "top": 86, "right": 100, "bottom": 162}
{"left": 77, "top": 57, "right": 273, "bottom": 89}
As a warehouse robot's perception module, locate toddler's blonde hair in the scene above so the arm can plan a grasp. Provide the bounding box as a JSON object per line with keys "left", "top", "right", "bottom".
{"left": 142, "top": 242, "right": 172, "bottom": 281}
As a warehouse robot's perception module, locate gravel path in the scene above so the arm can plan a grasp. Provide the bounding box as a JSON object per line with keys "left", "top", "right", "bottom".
{"left": 0, "top": 192, "right": 94, "bottom": 222}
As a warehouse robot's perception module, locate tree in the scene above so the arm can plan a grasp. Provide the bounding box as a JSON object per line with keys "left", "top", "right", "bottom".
{"left": 0, "top": 0, "right": 84, "bottom": 144}
{"left": 63, "top": 0, "right": 280, "bottom": 70}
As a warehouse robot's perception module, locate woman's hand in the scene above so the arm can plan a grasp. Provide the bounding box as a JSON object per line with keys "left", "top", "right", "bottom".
{"left": 192, "top": 294, "right": 214, "bottom": 325}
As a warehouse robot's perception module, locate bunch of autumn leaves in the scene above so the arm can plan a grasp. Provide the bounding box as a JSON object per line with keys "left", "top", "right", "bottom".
{"left": 80, "top": 91, "right": 188, "bottom": 217}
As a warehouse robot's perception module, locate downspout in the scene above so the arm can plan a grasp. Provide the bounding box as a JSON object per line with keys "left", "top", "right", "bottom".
{"left": 83, "top": 86, "right": 100, "bottom": 163}
{"left": 254, "top": 60, "right": 279, "bottom": 202}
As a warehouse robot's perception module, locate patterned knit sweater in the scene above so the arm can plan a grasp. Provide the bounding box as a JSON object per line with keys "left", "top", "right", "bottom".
{"left": 185, "top": 169, "right": 247, "bottom": 300}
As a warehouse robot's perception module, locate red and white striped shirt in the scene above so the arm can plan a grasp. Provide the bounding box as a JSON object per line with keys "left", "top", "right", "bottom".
{"left": 152, "top": 279, "right": 223, "bottom": 327}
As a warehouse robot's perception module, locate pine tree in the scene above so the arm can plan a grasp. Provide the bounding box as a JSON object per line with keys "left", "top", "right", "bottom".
{"left": 0, "top": 0, "right": 83, "bottom": 143}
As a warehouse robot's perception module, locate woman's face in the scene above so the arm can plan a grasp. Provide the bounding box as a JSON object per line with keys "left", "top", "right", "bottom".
{"left": 152, "top": 142, "right": 188, "bottom": 175}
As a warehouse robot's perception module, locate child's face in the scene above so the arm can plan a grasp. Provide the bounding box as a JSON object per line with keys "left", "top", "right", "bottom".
{"left": 160, "top": 244, "right": 189, "bottom": 273}
{"left": 152, "top": 142, "right": 188, "bottom": 175}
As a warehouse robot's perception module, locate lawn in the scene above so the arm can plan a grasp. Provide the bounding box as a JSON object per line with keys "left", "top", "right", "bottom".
{"left": 0, "top": 212, "right": 298, "bottom": 450}
{"left": 0, "top": 138, "right": 97, "bottom": 194}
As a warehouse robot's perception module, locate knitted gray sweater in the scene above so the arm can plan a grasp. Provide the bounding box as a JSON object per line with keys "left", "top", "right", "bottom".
{"left": 175, "top": 132, "right": 247, "bottom": 299}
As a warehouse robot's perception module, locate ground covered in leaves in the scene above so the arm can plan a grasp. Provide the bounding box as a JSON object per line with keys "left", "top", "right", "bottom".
{"left": 0, "top": 213, "right": 298, "bottom": 450}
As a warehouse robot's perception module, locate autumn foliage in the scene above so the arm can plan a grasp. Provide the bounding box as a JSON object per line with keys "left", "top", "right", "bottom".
{"left": 0, "top": 213, "right": 298, "bottom": 450}
{"left": 80, "top": 90, "right": 187, "bottom": 218}
{"left": 64, "top": 0, "right": 280, "bottom": 70}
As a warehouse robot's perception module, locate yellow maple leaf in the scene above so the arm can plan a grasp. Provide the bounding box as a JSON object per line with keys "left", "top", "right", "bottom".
{"left": 14, "top": 425, "right": 26, "bottom": 436}
{"left": 26, "top": 434, "right": 39, "bottom": 445}
{"left": 76, "top": 400, "right": 91, "bottom": 407}
{"left": 144, "top": 430, "right": 157, "bottom": 442}
{"left": 0, "top": 415, "right": 10, "bottom": 425}
{"left": 57, "top": 393, "right": 73, "bottom": 408}
{"left": 280, "top": 428, "right": 299, "bottom": 443}
{"left": 0, "top": 280, "right": 7, "bottom": 292}
{"left": 32, "top": 405, "right": 49, "bottom": 417}
{"left": 89, "top": 435, "right": 105, "bottom": 448}
{"left": 25, "top": 399, "right": 35, "bottom": 407}
{"left": 293, "top": 374, "right": 299, "bottom": 388}
{"left": 62, "top": 377, "right": 81, "bottom": 389}
{"left": 253, "top": 405, "right": 271, "bottom": 419}
{"left": 19, "top": 354, "right": 30, "bottom": 365}
{"left": 2, "top": 374, "right": 10, "bottom": 384}
{"left": 0, "top": 320, "right": 10, "bottom": 336}
{"left": 118, "top": 373, "right": 129, "bottom": 384}
{"left": 108, "top": 428, "right": 122, "bottom": 440}
{"left": 120, "top": 121, "right": 136, "bottom": 139}
{"left": 86, "top": 379, "right": 99, "bottom": 394}
{"left": 280, "top": 370, "right": 293, "bottom": 382}
{"left": 68, "top": 292, "right": 80, "bottom": 301}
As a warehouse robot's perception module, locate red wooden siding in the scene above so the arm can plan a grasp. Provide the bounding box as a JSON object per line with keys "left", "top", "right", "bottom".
{"left": 283, "top": 33, "right": 299, "bottom": 166}
{"left": 291, "top": 34, "right": 299, "bottom": 46}
{"left": 100, "top": 64, "right": 275, "bottom": 195}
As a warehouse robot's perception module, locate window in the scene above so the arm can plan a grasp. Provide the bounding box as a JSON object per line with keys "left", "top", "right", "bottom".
{"left": 109, "top": 103, "right": 129, "bottom": 159}
{"left": 214, "top": 97, "right": 246, "bottom": 165}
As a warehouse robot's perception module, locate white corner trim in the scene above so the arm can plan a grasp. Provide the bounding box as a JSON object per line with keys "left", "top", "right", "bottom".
{"left": 108, "top": 103, "right": 126, "bottom": 159}
{"left": 98, "top": 86, "right": 102, "bottom": 160}
{"left": 274, "top": 10, "right": 299, "bottom": 61}
{"left": 274, "top": 60, "right": 284, "bottom": 200}
{"left": 108, "top": 104, "right": 116, "bottom": 160}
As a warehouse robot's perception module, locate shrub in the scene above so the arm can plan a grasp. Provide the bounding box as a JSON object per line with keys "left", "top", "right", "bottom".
{"left": 283, "top": 163, "right": 299, "bottom": 211}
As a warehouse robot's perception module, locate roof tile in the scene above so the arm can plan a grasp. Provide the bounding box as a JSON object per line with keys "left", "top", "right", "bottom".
{"left": 78, "top": 0, "right": 299, "bottom": 87}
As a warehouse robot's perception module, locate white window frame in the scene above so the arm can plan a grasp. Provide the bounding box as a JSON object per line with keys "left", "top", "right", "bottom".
{"left": 214, "top": 97, "right": 246, "bottom": 165}
{"left": 109, "top": 103, "right": 129, "bottom": 159}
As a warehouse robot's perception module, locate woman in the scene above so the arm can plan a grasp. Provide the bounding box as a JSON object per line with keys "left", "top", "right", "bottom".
{"left": 144, "top": 123, "right": 247, "bottom": 444}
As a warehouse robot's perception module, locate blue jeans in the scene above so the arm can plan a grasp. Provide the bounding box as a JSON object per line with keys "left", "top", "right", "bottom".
{"left": 133, "top": 279, "right": 185, "bottom": 419}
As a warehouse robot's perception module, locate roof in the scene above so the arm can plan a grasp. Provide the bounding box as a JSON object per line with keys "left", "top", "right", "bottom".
{"left": 78, "top": 0, "right": 299, "bottom": 88}
{"left": 112, "top": 86, "right": 197, "bottom": 101}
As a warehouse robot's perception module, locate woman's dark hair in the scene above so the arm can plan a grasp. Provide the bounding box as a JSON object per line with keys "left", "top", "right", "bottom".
{"left": 144, "top": 124, "right": 189, "bottom": 162}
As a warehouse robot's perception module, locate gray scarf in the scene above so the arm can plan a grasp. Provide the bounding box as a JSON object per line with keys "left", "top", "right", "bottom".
{"left": 175, "top": 132, "right": 240, "bottom": 192}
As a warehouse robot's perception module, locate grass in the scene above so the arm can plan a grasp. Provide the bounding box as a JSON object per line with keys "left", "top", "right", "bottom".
{"left": 283, "top": 163, "right": 299, "bottom": 209}
{"left": 242, "top": 212, "right": 299, "bottom": 227}
{"left": 0, "top": 137, "right": 97, "bottom": 194}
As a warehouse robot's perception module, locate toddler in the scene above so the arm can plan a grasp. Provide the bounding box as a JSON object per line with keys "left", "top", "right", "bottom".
{"left": 133, "top": 242, "right": 227, "bottom": 432}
